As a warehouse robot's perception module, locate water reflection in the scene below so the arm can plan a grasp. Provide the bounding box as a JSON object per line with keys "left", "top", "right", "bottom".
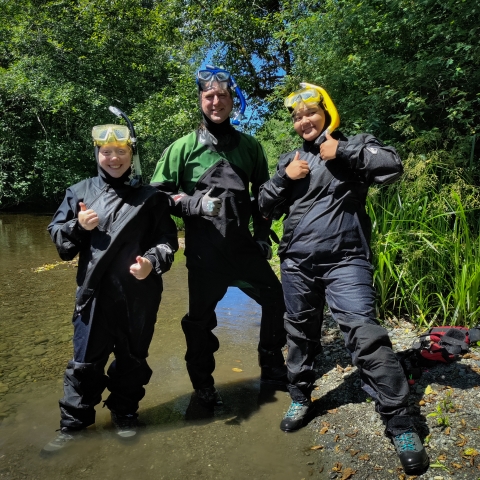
{"left": 0, "top": 214, "right": 325, "bottom": 480}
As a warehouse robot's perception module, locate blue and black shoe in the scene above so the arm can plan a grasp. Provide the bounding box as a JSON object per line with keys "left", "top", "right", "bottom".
{"left": 280, "top": 400, "right": 315, "bottom": 432}
{"left": 392, "top": 429, "right": 429, "bottom": 475}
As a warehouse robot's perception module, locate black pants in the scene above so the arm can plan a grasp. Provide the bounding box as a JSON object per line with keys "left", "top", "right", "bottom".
{"left": 281, "top": 255, "right": 410, "bottom": 422}
{"left": 59, "top": 281, "right": 161, "bottom": 429}
{"left": 182, "top": 261, "right": 286, "bottom": 390}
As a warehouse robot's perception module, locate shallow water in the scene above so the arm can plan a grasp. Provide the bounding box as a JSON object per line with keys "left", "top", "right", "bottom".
{"left": 0, "top": 214, "right": 326, "bottom": 479}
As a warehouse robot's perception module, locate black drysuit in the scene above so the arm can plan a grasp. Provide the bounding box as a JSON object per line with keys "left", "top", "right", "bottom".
{"left": 48, "top": 171, "right": 178, "bottom": 429}
{"left": 151, "top": 120, "right": 286, "bottom": 390}
{"left": 259, "top": 131, "right": 414, "bottom": 434}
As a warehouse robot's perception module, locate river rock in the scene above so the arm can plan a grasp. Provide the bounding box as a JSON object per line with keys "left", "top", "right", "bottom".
{"left": 32, "top": 346, "right": 46, "bottom": 356}
{"left": 34, "top": 337, "right": 49, "bottom": 345}
{"left": 0, "top": 383, "right": 9, "bottom": 393}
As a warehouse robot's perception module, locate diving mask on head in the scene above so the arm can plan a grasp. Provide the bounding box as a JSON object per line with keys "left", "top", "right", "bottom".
{"left": 92, "top": 124, "right": 132, "bottom": 147}
{"left": 92, "top": 107, "right": 143, "bottom": 188}
{"left": 284, "top": 82, "right": 340, "bottom": 139}
{"left": 196, "top": 65, "right": 247, "bottom": 125}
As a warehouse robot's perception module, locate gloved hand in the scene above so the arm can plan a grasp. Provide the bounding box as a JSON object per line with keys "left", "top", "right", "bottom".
{"left": 256, "top": 240, "right": 272, "bottom": 260}
{"left": 201, "top": 187, "right": 222, "bottom": 216}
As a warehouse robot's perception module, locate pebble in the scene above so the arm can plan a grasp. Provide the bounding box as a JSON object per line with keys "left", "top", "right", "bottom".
{"left": 32, "top": 346, "right": 46, "bottom": 356}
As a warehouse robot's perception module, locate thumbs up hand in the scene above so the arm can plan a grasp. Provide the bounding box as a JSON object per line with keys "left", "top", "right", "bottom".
{"left": 201, "top": 187, "right": 223, "bottom": 216}
{"left": 319, "top": 132, "right": 338, "bottom": 161}
{"left": 130, "top": 255, "right": 153, "bottom": 280}
{"left": 285, "top": 151, "right": 310, "bottom": 180}
{"left": 78, "top": 202, "right": 99, "bottom": 230}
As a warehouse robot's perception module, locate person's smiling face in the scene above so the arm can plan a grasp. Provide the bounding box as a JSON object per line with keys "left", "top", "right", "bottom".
{"left": 98, "top": 143, "right": 132, "bottom": 178}
{"left": 293, "top": 104, "right": 326, "bottom": 142}
{"left": 201, "top": 83, "right": 233, "bottom": 124}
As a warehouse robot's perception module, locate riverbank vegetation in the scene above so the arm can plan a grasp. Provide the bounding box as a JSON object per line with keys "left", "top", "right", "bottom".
{"left": 1, "top": 0, "right": 479, "bottom": 327}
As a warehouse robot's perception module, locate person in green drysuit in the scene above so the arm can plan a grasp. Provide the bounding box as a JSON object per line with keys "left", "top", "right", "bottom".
{"left": 150, "top": 66, "right": 287, "bottom": 407}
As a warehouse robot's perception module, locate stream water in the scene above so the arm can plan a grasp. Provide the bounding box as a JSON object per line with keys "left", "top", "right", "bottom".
{"left": 0, "top": 214, "right": 327, "bottom": 479}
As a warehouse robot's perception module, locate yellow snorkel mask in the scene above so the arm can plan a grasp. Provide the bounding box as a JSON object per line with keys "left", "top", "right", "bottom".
{"left": 284, "top": 82, "right": 340, "bottom": 138}
{"left": 92, "top": 124, "right": 132, "bottom": 147}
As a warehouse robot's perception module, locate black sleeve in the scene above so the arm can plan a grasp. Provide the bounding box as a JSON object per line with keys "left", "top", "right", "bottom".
{"left": 47, "top": 187, "right": 91, "bottom": 261}
{"left": 143, "top": 193, "right": 179, "bottom": 275}
{"left": 258, "top": 153, "right": 295, "bottom": 221}
{"left": 151, "top": 179, "right": 206, "bottom": 218}
{"left": 335, "top": 133, "right": 403, "bottom": 185}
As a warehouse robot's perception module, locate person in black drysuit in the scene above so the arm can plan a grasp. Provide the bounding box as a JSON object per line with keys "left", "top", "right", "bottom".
{"left": 42, "top": 123, "right": 178, "bottom": 454}
{"left": 258, "top": 84, "right": 429, "bottom": 475}
{"left": 150, "top": 66, "right": 287, "bottom": 407}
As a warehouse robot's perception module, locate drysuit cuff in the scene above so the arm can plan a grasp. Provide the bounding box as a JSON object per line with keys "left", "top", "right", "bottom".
{"left": 143, "top": 244, "right": 175, "bottom": 275}
{"left": 335, "top": 140, "right": 349, "bottom": 161}
{"left": 334, "top": 139, "right": 359, "bottom": 169}
{"left": 168, "top": 193, "right": 203, "bottom": 218}
{"left": 179, "top": 194, "right": 203, "bottom": 217}
{"left": 272, "top": 167, "right": 292, "bottom": 187}
{"left": 68, "top": 218, "right": 90, "bottom": 241}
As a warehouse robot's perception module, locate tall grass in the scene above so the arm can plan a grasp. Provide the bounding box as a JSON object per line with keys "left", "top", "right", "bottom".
{"left": 369, "top": 152, "right": 480, "bottom": 329}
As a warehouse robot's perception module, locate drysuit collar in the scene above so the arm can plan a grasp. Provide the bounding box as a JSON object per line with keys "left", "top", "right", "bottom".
{"left": 202, "top": 111, "right": 234, "bottom": 136}
{"left": 303, "top": 138, "right": 320, "bottom": 154}
{"left": 98, "top": 164, "right": 132, "bottom": 188}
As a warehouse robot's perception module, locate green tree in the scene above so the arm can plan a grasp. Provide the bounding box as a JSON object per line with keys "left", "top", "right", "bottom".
{"left": 0, "top": 0, "right": 202, "bottom": 207}
{"left": 284, "top": 0, "right": 480, "bottom": 156}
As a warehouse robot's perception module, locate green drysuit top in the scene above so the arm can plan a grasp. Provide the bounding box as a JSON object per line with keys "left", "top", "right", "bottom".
{"left": 150, "top": 127, "right": 272, "bottom": 272}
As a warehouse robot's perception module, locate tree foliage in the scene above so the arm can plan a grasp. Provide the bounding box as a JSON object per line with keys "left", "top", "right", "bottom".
{"left": 263, "top": 0, "right": 480, "bottom": 156}
{"left": 0, "top": 0, "right": 201, "bottom": 206}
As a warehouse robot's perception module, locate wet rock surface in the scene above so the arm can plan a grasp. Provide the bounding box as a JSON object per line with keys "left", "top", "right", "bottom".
{"left": 303, "top": 314, "right": 480, "bottom": 479}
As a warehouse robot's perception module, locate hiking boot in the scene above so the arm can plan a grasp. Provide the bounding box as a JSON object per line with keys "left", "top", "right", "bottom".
{"left": 260, "top": 365, "right": 288, "bottom": 387}
{"left": 41, "top": 427, "right": 83, "bottom": 455}
{"left": 280, "top": 401, "right": 315, "bottom": 432}
{"left": 392, "top": 429, "right": 429, "bottom": 475}
{"left": 110, "top": 412, "right": 139, "bottom": 438}
{"left": 195, "top": 387, "right": 223, "bottom": 408}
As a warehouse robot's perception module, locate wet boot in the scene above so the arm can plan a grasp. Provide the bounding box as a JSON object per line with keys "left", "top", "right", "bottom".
{"left": 110, "top": 411, "right": 139, "bottom": 438}
{"left": 40, "top": 427, "right": 84, "bottom": 456}
{"left": 280, "top": 400, "right": 315, "bottom": 432}
{"left": 258, "top": 348, "right": 287, "bottom": 387}
{"left": 195, "top": 386, "right": 223, "bottom": 408}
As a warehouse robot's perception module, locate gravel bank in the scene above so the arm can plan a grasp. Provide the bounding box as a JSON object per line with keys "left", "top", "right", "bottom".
{"left": 302, "top": 314, "right": 480, "bottom": 480}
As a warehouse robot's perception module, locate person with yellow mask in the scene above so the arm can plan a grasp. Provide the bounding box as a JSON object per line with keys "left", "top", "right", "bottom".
{"left": 42, "top": 113, "right": 178, "bottom": 454}
{"left": 258, "top": 84, "right": 429, "bottom": 476}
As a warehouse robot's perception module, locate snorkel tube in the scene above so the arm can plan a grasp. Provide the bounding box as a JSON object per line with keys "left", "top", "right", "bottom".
{"left": 108, "top": 106, "right": 142, "bottom": 187}
{"left": 299, "top": 83, "right": 340, "bottom": 146}
{"left": 229, "top": 73, "right": 246, "bottom": 126}
{"left": 197, "top": 65, "right": 247, "bottom": 126}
